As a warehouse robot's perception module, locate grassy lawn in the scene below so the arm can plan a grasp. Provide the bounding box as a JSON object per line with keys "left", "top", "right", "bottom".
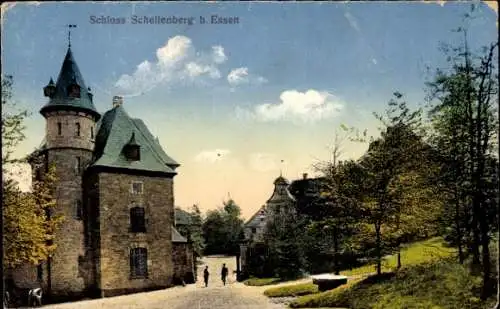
{"left": 289, "top": 258, "right": 497, "bottom": 308}
{"left": 262, "top": 237, "right": 456, "bottom": 299}
{"left": 264, "top": 282, "right": 319, "bottom": 297}
{"left": 341, "top": 237, "right": 456, "bottom": 277}
{"left": 243, "top": 277, "right": 282, "bottom": 286}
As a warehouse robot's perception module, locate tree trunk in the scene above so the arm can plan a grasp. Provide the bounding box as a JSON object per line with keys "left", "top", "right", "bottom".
{"left": 454, "top": 187, "right": 465, "bottom": 264}
{"left": 375, "top": 222, "right": 382, "bottom": 276}
{"left": 397, "top": 251, "right": 401, "bottom": 270}
{"left": 333, "top": 228, "right": 340, "bottom": 275}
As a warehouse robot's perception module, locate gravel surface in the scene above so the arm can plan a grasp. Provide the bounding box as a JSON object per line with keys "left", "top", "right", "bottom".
{"left": 31, "top": 256, "right": 286, "bottom": 309}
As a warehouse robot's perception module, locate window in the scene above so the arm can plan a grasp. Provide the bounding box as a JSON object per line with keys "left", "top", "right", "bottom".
{"left": 75, "top": 200, "right": 82, "bottom": 220}
{"left": 75, "top": 157, "right": 81, "bottom": 175}
{"left": 78, "top": 256, "right": 85, "bottom": 278}
{"left": 130, "top": 248, "right": 148, "bottom": 278}
{"left": 68, "top": 84, "right": 81, "bottom": 98}
{"left": 57, "top": 122, "right": 62, "bottom": 135}
{"left": 76, "top": 122, "right": 81, "bottom": 137}
{"left": 130, "top": 207, "right": 146, "bottom": 233}
{"left": 251, "top": 227, "right": 257, "bottom": 234}
{"left": 131, "top": 182, "right": 143, "bottom": 194}
{"left": 37, "top": 264, "right": 43, "bottom": 282}
{"left": 126, "top": 146, "right": 140, "bottom": 161}
{"left": 91, "top": 126, "right": 94, "bottom": 139}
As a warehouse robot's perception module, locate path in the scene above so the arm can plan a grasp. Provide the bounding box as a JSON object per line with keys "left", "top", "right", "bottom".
{"left": 31, "top": 256, "right": 285, "bottom": 309}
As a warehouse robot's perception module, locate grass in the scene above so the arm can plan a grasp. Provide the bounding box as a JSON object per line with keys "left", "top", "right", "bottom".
{"left": 289, "top": 277, "right": 364, "bottom": 308}
{"left": 243, "top": 277, "right": 282, "bottom": 286}
{"left": 264, "top": 282, "right": 319, "bottom": 297}
{"left": 289, "top": 258, "right": 497, "bottom": 309}
{"left": 341, "top": 237, "right": 456, "bottom": 276}
{"left": 261, "top": 237, "right": 455, "bottom": 299}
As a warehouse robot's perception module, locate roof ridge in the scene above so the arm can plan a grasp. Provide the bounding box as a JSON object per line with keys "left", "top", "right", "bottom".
{"left": 244, "top": 205, "right": 266, "bottom": 226}
{"left": 132, "top": 118, "right": 179, "bottom": 167}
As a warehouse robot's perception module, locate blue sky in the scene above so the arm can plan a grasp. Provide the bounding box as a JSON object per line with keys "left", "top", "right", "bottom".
{"left": 2, "top": 2, "right": 497, "bottom": 218}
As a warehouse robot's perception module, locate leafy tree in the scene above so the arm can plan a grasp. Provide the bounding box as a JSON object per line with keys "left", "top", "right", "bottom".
{"left": 427, "top": 26, "right": 498, "bottom": 298}
{"left": 2, "top": 74, "right": 61, "bottom": 270}
{"left": 201, "top": 198, "right": 244, "bottom": 255}
{"left": 264, "top": 205, "right": 307, "bottom": 280}
{"left": 222, "top": 199, "right": 244, "bottom": 255}
{"left": 356, "top": 93, "right": 432, "bottom": 275}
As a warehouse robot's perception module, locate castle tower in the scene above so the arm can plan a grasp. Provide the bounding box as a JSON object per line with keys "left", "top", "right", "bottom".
{"left": 266, "top": 175, "right": 296, "bottom": 223}
{"left": 39, "top": 45, "right": 100, "bottom": 298}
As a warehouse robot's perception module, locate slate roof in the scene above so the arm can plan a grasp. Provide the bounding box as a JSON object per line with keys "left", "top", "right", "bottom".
{"left": 171, "top": 225, "right": 188, "bottom": 243}
{"left": 244, "top": 205, "right": 267, "bottom": 227}
{"left": 288, "top": 177, "right": 327, "bottom": 199}
{"left": 40, "top": 47, "right": 100, "bottom": 120}
{"left": 91, "top": 105, "right": 179, "bottom": 174}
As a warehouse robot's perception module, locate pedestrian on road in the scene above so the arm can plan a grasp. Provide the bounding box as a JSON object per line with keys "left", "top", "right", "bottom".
{"left": 221, "top": 263, "right": 228, "bottom": 286}
{"left": 203, "top": 266, "right": 209, "bottom": 287}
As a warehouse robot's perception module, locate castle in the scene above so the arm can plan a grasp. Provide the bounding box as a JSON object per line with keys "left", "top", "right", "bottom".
{"left": 9, "top": 43, "right": 194, "bottom": 300}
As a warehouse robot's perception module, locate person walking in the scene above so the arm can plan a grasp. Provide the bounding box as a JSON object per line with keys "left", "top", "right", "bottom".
{"left": 203, "top": 266, "right": 209, "bottom": 287}
{"left": 221, "top": 263, "right": 229, "bottom": 286}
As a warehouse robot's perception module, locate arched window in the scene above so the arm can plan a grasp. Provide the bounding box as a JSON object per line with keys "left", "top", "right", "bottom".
{"left": 130, "top": 207, "right": 146, "bottom": 233}
{"left": 76, "top": 123, "right": 81, "bottom": 137}
{"left": 130, "top": 247, "right": 148, "bottom": 278}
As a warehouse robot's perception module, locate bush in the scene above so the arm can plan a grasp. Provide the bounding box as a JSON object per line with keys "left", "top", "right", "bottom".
{"left": 264, "top": 282, "right": 318, "bottom": 297}
{"left": 243, "top": 277, "right": 281, "bottom": 286}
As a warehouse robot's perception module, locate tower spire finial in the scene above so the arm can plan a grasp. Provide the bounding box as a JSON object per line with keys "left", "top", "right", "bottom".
{"left": 280, "top": 159, "right": 284, "bottom": 177}
{"left": 67, "top": 24, "right": 77, "bottom": 48}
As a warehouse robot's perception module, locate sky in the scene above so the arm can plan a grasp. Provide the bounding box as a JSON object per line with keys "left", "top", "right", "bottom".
{"left": 1, "top": 1, "right": 497, "bottom": 220}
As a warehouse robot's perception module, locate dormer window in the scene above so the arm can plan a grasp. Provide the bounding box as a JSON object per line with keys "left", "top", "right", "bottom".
{"left": 43, "top": 78, "right": 56, "bottom": 98}
{"left": 88, "top": 87, "right": 93, "bottom": 102}
{"left": 68, "top": 77, "right": 81, "bottom": 98}
{"left": 123, "top": 132, "right": 140, "bottom": 161}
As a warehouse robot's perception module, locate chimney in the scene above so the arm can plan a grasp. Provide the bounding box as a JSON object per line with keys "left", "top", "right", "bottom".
{"left": 303, "top": 173, "right": 308, "bottom": 180}
{"left": 112, "top": 95, "right": 123, "bottom": 108}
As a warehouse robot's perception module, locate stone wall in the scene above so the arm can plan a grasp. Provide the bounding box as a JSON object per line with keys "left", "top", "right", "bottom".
{"left": 46, "top": 148, "right": 94, "bottom": 296}
{"left": 97, "top": 172, "right": 175, "bottom": 296}
{"left": 172, "top": 243, "right": 195, "bottom": 284}
{"left": 45, "top": 111, "right": 96, "bottom": 151}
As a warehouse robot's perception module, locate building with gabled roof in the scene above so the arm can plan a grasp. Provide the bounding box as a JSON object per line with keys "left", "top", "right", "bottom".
{"left": 10, "top": 44, "right": 194, "bottom": 301}
{"left": 239, "top": 174, "right": 296, "bottom": 278}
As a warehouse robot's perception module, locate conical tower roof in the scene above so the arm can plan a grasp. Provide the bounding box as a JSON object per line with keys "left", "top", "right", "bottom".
{"left": 40, "top": 47, "right": 100, "bottom": 120}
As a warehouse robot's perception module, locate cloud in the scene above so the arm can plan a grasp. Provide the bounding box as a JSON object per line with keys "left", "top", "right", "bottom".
{"left": 236, "top": 89, "right": 344, "bottom": 123}
{"left": 212, "top": 45, "right": 227, "bottom": 64}
{"left": 115, "top": 36, "right": 227, "bottom": 96}
{"left": 227, "top": 67, "right": 268, "bottom": 86}
{"left": 248, "top": 153, "right": 282, "bottom": 172}
{"left": 194, "top": 149, "right": 231, "bottom": 163}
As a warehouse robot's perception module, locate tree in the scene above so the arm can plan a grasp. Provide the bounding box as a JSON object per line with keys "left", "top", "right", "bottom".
{"left": 264, "top": 205, "right": 307, "bottom": 280}
{"left": 222, "top": 199, "right": 244, "bottom": 255}
{"left": 2, "top": 75, "right": 61, "bottom": 270}
{"left": 201, "top": 198, "right": 244, "bottom": 255}
{"left": 427, "top": 27, "right": 498, "bottom": 298}
{"left": 357, "top": 93, "right": 432, "bottom": 275}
